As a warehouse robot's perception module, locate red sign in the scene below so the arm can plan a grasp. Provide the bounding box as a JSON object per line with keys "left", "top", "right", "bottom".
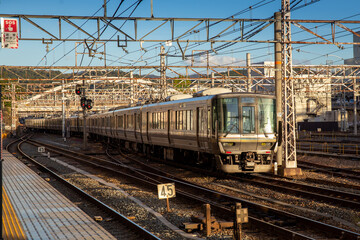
{"left": 4, "top": 19, "right": 17, "bottom": 32}
{"left": 1, "top": 18, "right": 19, "bottom": 49}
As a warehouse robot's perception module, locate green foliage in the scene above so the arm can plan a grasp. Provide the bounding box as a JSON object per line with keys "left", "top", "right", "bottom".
{"left": 173, "top": 76, "right": 192, "bottom": 89}
{"left": 0, "top": 68, "right": 67, "bottom": 80}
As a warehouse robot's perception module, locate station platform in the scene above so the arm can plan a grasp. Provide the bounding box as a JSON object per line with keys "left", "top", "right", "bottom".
{"left": 1, "top": 150, "right": 116, "bottom": 240}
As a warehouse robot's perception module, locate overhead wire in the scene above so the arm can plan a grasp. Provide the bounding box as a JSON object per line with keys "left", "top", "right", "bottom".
{"left": 50, "top": 0, "right": 143, "bottom": 67}
{"left": 36, "top": 0, "right": 113, "bottom": 66}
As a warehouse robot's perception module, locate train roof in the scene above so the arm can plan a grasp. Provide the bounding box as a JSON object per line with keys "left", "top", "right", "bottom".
{"left": 112, "top": 91, "right": 275, "bottom": 113}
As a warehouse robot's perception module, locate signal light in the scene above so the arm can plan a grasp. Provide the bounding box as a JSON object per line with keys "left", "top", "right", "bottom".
{"left": 80, "top": 97, "right": 86, "bottom": 109}
{"left": 75, "top": 85, "right": 82, "bottom": 95}
{"left": 85, "top": 99, "right": 93, "bottom": 110}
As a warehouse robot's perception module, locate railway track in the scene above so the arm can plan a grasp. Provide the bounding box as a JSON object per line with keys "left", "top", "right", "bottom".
{"left": 230, "top": 173, "right": 360, "bottom": 209}
{"left": 26, "top": 137, "right": 360, "bottom": 240}
{"left": 298, "top": 160, "right": 360, "bottom": 181}
{"left": 297, "top": 140, "right": 360, "bottom": 159}
{"left": 6, "top": 137, "right": 161, "bottom": 240}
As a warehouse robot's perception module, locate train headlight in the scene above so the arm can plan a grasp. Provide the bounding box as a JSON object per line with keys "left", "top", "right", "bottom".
{"left": 222, "top": 142, "right": 235, "bottom": 147}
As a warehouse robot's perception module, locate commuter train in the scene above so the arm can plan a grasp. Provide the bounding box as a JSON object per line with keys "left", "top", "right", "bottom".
{"left": 25, "top": 89, "right": 278, "bottom": 173}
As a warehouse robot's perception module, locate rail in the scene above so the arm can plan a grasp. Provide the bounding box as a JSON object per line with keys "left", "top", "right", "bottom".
{"left": 297, "top": 141, "right": 360, "bottom": 156}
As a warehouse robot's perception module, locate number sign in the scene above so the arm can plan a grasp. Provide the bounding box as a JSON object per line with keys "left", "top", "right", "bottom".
{"left": 38, "top": 146, "right": 45, "bottom": 153}
{"left": 157, "top": 183, "right": 176, "bottom": 199}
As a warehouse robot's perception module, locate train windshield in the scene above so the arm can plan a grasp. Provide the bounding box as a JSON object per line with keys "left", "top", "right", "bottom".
{"left": 258, "top": 98, "right": 276, "bottom": 133}
{"left": 218, "top": 98, "right": 239, "bottom": 134}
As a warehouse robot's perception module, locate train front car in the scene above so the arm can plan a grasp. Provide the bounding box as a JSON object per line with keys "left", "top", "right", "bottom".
{"left": 212, "top": 93, "right": 277, "bottom": 173}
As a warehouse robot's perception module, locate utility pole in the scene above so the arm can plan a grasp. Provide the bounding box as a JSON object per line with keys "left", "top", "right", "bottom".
{"left": 62, "top": 79, "right": 66, "bottom": 140}
{"left": 11, "top": 84, "right": 16, "bottom": 134}
{"left": 82, "top": 79, "right": 87, "bottom": 150}
{"left": 130, "top": 71, "right": 134, "bottom": 105}
{"left": 160, "top": 46, "right": 167, "bottom": 100}
{"left": 246, "top": 53, "right": 252, "bottom": 92}
{"left": 354, "top": 79, "right": 358, "bottom": 135}
{"left": 103, "top": 0, "right": 107, "bottom": 17}
{"left": 151, "top": 0, "right": 154, "bottom": 18}
{"left": 274, "top": 12, "right": 283, "bottom": 168}
{"left": 0, "top": 85, "right": 3, "bottom": 240}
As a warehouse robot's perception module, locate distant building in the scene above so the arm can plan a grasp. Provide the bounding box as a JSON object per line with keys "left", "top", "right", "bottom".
{"left": 344, "top": 31, "right": 360, "bottom": 65}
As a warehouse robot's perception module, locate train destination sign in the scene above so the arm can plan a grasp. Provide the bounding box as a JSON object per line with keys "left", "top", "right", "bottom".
{"left": 1, "top": 18, "right": 18, "bottom": 49}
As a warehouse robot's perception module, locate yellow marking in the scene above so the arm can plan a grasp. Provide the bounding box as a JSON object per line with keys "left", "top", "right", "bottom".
{"left": 2, "top": 186, "right": 27, "bottom": 239}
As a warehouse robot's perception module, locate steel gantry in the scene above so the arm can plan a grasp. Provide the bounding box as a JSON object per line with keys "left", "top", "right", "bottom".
{"left": 1, "top": 64, "right": 358, "bottom": 114}
{"left": 280, "top": 0, "right": 299, "bottom": 174}
{"left": 1, "top": 9, "right": 360, "bottom": 172}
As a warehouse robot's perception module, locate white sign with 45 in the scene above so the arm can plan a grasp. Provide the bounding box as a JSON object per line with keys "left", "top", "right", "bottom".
{"left": 157, "top": 183, "right": 176, "bottom": 199}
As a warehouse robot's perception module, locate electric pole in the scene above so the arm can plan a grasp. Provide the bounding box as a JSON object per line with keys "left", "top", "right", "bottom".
{"left": 160, "top": 46, "right": 167, "bottom": 100}
{"left": 82, "top": 79, "right": 87, "bottom": 150}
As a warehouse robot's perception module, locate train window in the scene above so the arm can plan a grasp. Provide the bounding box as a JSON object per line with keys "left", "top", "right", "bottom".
{"left": 208, "top": 108, "right": 211, "bottom": 134}
{"left": 161, "top": 112, "right": 165, "bottom": 129}
{"left": 176, "top": 111, "right": 183, "bottom": 130}
{"left": 259, "top": 98, "right": 276, "bottom": 133}
{"left": 117, "top": 115, "right": 124, "bottom": 128}
{"left": 137, "top": 113, "right": 141, "bottom": 129}
{"left": 107, "top": 117, "right": 111, "bottom": 127}
{"left": 127, "top": 114, "right": 134, "bottom": 128}
{"left": 242, "top": 106, "right": 255, "bottom": 134}
{"left": 151, "top": 112, "right": 165, "bottom": 129}
{"left": 187, "top": 110, "right": 193, "bottom": 130}
{"left": 175, "top": 110, "right": 192, "bottom": 130}
{"left": 219, "top": 98, "right": 239, "bottom": 134}
{"left": 152, "top": 113, "right": 156, "bottom": 129}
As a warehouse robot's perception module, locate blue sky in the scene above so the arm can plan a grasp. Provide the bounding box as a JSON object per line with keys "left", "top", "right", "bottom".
{"left": 0, "top": 0, "right": 360, "bottom": 70}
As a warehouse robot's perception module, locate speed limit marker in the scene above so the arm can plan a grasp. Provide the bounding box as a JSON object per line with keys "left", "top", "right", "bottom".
{"left": 157, "top": 183, "right": 176, "bottom": 199}
{"left": 38, "top": 146, "right": 45, "bottom": 153}
{"left": 157, "top": 183, "right": 176, "bottom": 212}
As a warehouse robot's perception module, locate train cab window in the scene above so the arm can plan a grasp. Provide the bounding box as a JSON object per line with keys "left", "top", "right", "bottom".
{"left": 259, "top": 98, "right": 276, "bottom": 133}
{"left": 216, "top": 98, "right": 239, "bottom": 134}
{"left": 242, "top": 106, "right": 255, "bottom": 134}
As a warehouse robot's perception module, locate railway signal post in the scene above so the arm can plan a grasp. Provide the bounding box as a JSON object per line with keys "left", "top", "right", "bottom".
{"left": 76, "top": 81, "right": 88, "bottom": 150}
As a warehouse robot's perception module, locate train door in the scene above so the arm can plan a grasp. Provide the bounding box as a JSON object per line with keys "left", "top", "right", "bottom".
{"left": 197, "top": 107, "right": 207, "bottom": 150}
{"left": 139, "top": 113, "right": 143, "bottom": 143}
{"left": 241, "top": 99, "right": 256, "bottom": 151}
{"left": 124, "top": 114, "right": 127, "bottom": 138}
{"left": 146, "top": 112, "right": 150, "bottom": 142}
{"left": 134, "top": 113, "right": 138, "bottom": 140}
{"left": 167, "top": 110, "right": 172, "bottom": 145}
{"left": 196, "top": 108, "right": 200, "bottom": 148}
